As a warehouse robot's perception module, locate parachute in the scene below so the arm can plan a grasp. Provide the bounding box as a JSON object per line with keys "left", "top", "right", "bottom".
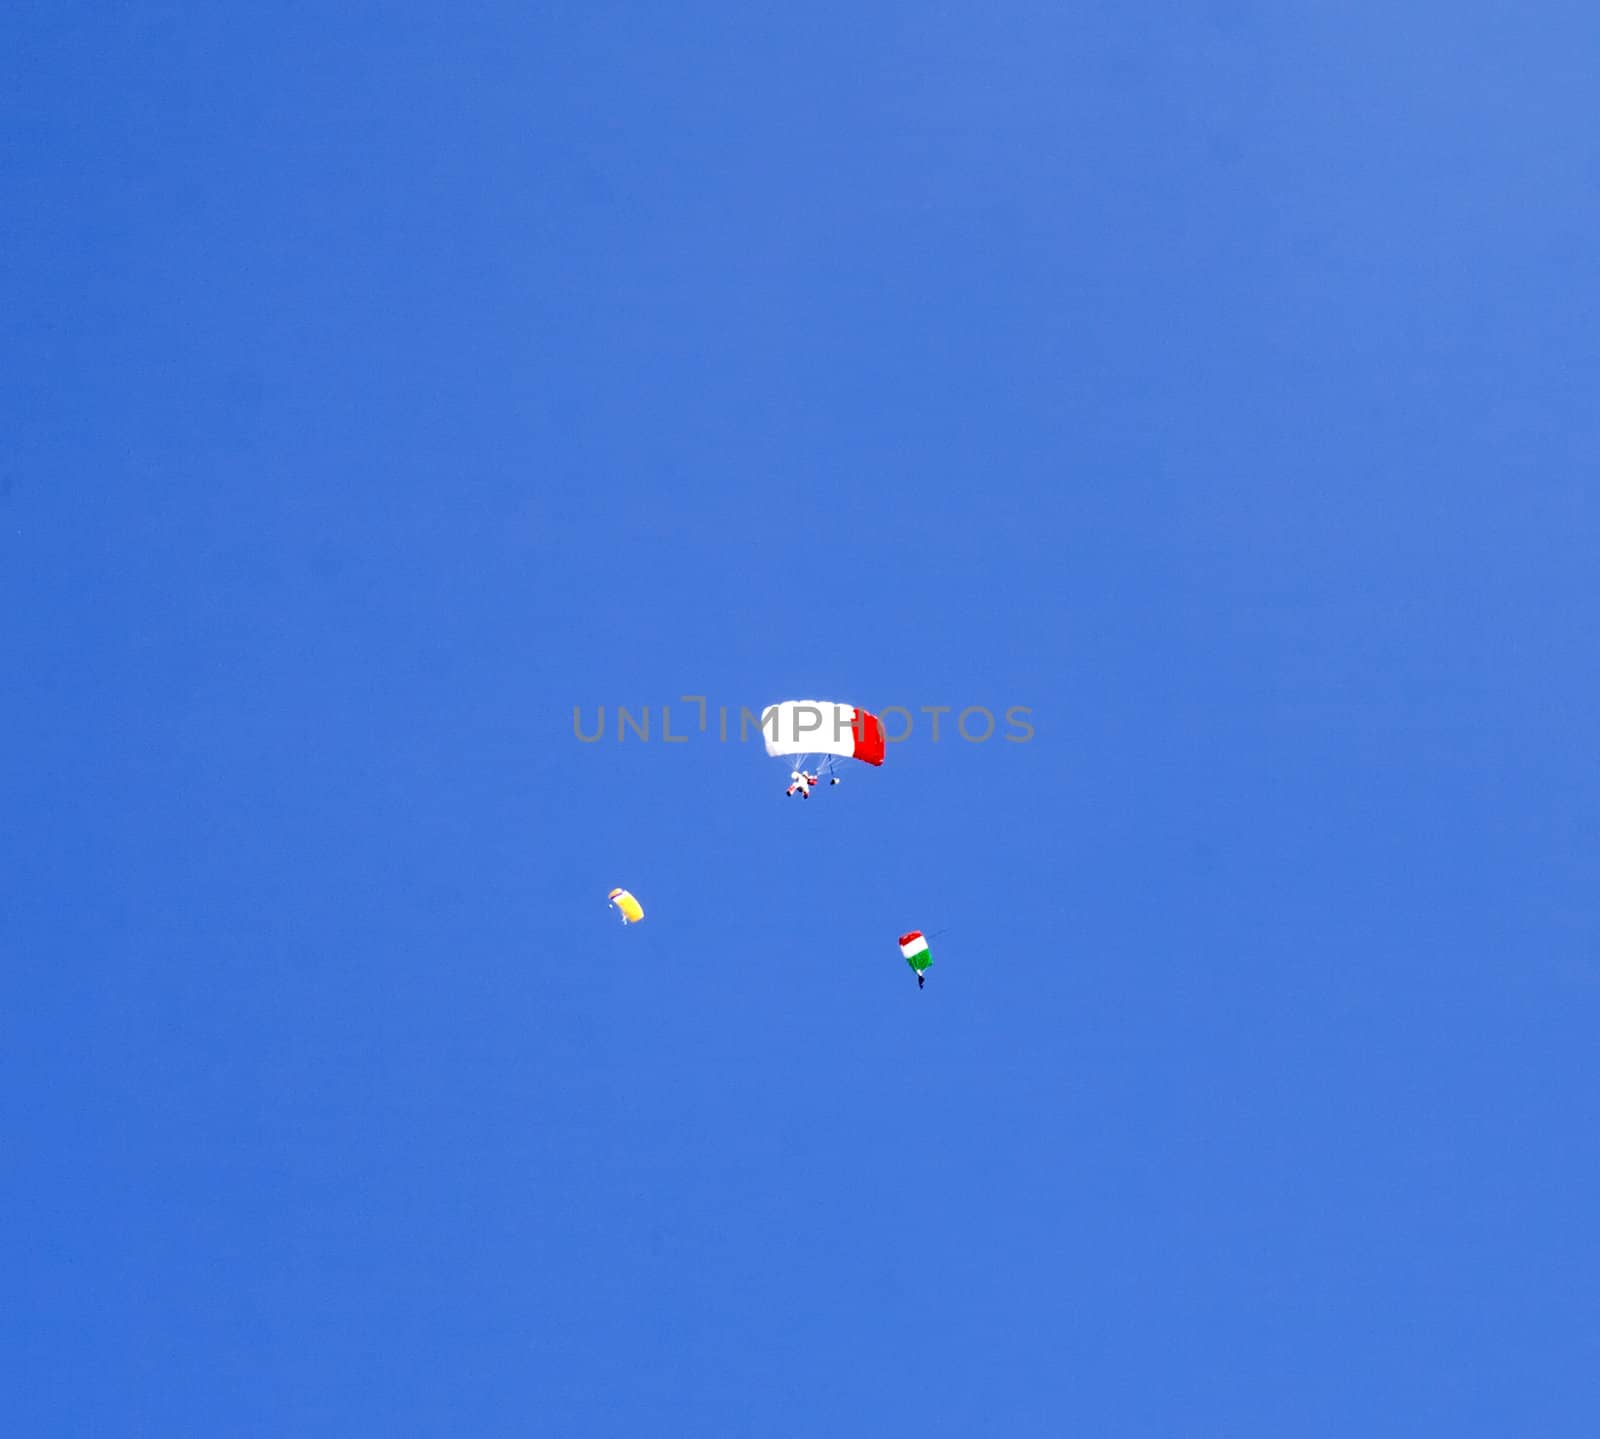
{"left": 608, "top": 888, "right": 644, "bottom": 924}
{"left": 898, "top": 931, "right": 932, "bottom": 983}
{"left": 760, "top": 700, "right": 885, "bottom": 788}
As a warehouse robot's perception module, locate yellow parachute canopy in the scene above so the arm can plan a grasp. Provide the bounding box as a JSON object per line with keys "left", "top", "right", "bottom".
{"left": 608, "top": 888, "right": 644, "bottom": 924}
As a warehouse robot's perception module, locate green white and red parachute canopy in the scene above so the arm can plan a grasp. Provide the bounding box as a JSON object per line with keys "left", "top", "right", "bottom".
{"left": 898, "top": 931, "right": 932, "bottom": 977}
{"left": 760, "top": 700, "right": 886, "bottom": 781}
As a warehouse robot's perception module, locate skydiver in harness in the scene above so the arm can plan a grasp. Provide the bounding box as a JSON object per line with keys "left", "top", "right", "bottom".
{"left": 787, "top": 769, "right": 819, "bottom": 798}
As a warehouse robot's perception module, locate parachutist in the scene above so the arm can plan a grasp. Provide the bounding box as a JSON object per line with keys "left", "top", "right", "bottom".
{"left": 898, "top": 931, "right": 933, "bottom": 987}
{"left": 786, "top": 769, "right": 820, "bottom": 798}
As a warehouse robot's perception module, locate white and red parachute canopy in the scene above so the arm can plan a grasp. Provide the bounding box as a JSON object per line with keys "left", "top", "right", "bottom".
{"left": 760, "top": 701, "right": 886, "bottom": 766}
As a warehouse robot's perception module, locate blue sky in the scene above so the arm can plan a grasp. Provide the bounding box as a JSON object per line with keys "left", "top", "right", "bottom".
{"left": 5, "top": 4, "right": 1599, "bottom": 1434}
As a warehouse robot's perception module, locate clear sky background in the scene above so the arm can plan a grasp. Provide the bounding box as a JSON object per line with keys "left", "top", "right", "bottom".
{"left": 5, "top": 4, "right": 1599, "bottom": 1435}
